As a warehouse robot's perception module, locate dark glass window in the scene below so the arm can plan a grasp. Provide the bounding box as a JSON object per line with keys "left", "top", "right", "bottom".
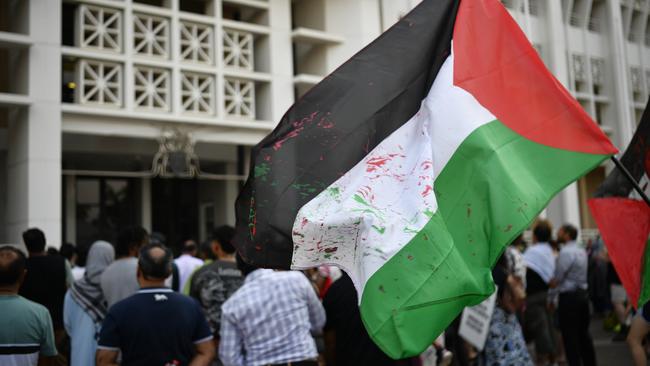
{"left": 76, "top": 177, "right": 137, "bottom": 247}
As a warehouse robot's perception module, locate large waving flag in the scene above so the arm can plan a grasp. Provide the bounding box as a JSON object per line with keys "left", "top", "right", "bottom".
{"left": 589, "top": 99, "right": 650, "bottom": 308}
{"left": 234, "top": 0, "right": 617, "bottom": 358}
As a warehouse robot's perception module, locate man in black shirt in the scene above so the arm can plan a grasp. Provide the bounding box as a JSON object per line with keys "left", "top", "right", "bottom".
{"left": 96, "top": 244, "right": 214, "bottom": 366}
{"left": 323, "top": 273, "right": 405, "bottom": 366}
{"left": 18, "top": 228, "right": 68, "bottom": 350}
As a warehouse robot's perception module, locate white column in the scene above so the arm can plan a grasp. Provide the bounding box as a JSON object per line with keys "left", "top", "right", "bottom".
{"left": 541, "top": 0, "right": 582, "bottom": 228}
{"left": 224, "top": 163, "right": 239, "bottom": 226}
{"left": 268, "top": 0, "right": 294, "bottom": 122}
{"left": 64, "top": 175, "right": 76, "bottom": 244}
{"left": 607, "top": 0, "right": 635, "bottom": 147}
{"left": 7, "top": 1, "right": 62, "bottom": 247}
{"left": 141, "top": 178, "right": 152, "bottom": 232}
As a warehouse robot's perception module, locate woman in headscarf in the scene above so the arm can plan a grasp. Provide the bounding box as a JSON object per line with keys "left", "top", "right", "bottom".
{"left": 63, "top": 241, "right": 114, "bottom": 366}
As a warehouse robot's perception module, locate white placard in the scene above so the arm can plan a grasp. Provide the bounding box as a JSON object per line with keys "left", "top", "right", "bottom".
{"left": 458, "top": 290, "right": 497, "bottom": 351}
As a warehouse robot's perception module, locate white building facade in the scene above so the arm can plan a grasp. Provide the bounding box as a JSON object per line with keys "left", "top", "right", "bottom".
{"left": 0, "top": 0, "right": 646, "bottom": 248}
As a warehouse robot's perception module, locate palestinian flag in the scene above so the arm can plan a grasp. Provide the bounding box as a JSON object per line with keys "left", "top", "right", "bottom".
{"left": 589, "top": 98, "right": 650, "bottom": 308}
{"left": 234, "top": 0, "right": 617, "bottom": 358}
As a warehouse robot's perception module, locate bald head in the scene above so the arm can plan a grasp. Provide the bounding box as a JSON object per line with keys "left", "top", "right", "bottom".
{"left": 0, "top": 246, "right": 26, "bottom": 289}
{"left": 138, "top": 244, "right": 173, "bottom": 280}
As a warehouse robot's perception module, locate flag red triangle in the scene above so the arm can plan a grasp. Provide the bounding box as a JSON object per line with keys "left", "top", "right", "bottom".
{"left": 589, "top": 197, "right": 650, "bottom": 307}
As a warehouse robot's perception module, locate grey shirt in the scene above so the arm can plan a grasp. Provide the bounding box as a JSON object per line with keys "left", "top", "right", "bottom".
{"left": 100, "top": 257, "right": 139, "bottom": 308}
{"left": 552, "top": 241, "right": 588, "bottom": 294}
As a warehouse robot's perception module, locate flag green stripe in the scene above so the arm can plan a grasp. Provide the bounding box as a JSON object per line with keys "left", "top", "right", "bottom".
{"left": 640, "top": 239, "right": 650, "bottom": 307}
{"left": 359, "top": 119, "right": 609, "bottom": 358}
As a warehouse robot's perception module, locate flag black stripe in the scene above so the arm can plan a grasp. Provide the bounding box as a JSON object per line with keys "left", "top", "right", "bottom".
{"left": 595, "top": 97, "right": 650, "bottom": 198}
{"left": 234, "top": 0, "right": 460, "bottom": 268}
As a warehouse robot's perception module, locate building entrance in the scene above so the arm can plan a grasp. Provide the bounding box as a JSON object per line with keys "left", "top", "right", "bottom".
{"left": 74, "top": 177, "right": 139, "bottom": 247}
{"left": 151, "top": 178, "right": 199, "bottom": 254}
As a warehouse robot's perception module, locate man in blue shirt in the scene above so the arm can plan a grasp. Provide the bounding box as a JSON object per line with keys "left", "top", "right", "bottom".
{"left": 96, "top": 243, "right": 215, "bottom": 366}
{"left": 549, "top": 224, "right": 596, "bottom": 366}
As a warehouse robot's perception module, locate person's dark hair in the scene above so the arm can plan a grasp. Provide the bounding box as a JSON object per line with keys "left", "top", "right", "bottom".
{"left": 60, "top": 243, "right": 76, "bottom": 261}
{"left": 22, "top": 228, "right": 46, "bottom": 253}
{"left": 200, "top": 240, "right": 215, "bottom": 260}
{"left": 150, "top": 232, "right": 166, "bottom": 245}
{"left": 561, "top": 224, "right": 578, "bottom": 241}
{"left": 47, "top": 247, "right": 60, "bottom": 256}
{"left": 75, "top": 243, "right": 89, "bottom": 267}
{"left": 533, "top": 219, "right": 552, "bottom": 243}
{"left": 0, "top": 246, "right": 27, "bottom": 286}
{"left": 236, "top": 253, "right": 257, "bottom": 276}
{"left": 510, "top": 234, "right": 525, "bottom": 248}
{"left": 492, "top": 265, "right": 509, "bottom": 298}
{"left": 115, "top": 226, "right": 149, "bottom": 258}
{"left": 182, "top": 240, "right": 197, "bottom": 254}
{"left": 213, "top": 226, "right": 236, "bottom": 254}
{"left": 138, "top": 244, "right": 173, "bottom": 280}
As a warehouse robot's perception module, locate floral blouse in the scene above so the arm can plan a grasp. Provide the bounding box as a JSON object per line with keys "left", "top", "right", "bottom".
{"left": 483, "top": 307, "right": 533, "bottom": 366}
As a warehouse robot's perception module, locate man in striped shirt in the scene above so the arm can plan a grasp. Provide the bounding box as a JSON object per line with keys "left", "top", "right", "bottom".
{"left": 219, "top": 255, "right": 326, "bottom": 366}
{"left": 0, "top": 245, "right": 58, "bottom": 366}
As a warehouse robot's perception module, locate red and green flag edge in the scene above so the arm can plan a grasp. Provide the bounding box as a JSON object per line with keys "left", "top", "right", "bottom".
{"left": 231, "top": 0, "right": 618, "bottom": 359}
{"left": 359, "top": 0, "right": 616, "bottom": 358}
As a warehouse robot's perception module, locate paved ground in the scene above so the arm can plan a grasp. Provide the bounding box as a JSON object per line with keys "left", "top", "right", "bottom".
{"left": 591, "top": 317, "right": 636, "bottom": 366}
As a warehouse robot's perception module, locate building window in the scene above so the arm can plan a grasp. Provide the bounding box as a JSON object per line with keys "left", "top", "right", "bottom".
{"left": 224, "top": 78, "right": 255, "bottom": 119}
{"left": 133, "top": 13, "right": 170, "bottom": 59}
{"left": 528, "top": 0, "right": 540, "bottom": 16}
{"left": 572, "top": 54, "right": 588, "bottom": 93}
{"left": 78, "top": 59, "right": 123, "bottom": 107}
{"left": 591, "top": 57, "right": 605, "bottom": 95}
{"left": 76, "top": 178, "right": 137, "bottom": 247}
{"left": 133, "top": 66, "right": 171, "bottom": 111}
{"left": 631, "top": 67, "right": 643, "bottom": 102}
{"left": 181, "top": 72, "right": 215, "bottom": 115}
{"left": 77, "top": 5, "right": 123, "bottom": 52}
{"left": 223, "top": 29, "right": 254, "bottom": 70}
{"left": 588, "top": 1, "right": 604, "bottom": 32}
{"left": 179, "top": 20, "right": 214, "bottom": 64}
{"left": 595, "top": 102, "right": 608, "bottom": 126}
{"left": 180, "top": 0, "right": 215, "bottom": 16}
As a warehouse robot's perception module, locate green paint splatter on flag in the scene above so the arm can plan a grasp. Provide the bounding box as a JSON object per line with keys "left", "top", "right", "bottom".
{"left": 254, "top": 163, "right": 270, "bottom": 181}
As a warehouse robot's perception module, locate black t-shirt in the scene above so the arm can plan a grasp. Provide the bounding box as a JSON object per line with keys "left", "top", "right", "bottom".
{"left": 188, "top": 260, "right": 243, "bottom": 335}
{"left": 323, "top": 274, "right": 399, "bottom": 366}
{"left": 19, "top": 255, "right": 67, "bottom": 329}
{"left": 607, "top": 262, "right": 622, "bottom": 285}
{"left": 98, "top": 288, "right": 212, "bottom": 366}
{"left": 525, "top": 269, "right": 549, "bottom": 296}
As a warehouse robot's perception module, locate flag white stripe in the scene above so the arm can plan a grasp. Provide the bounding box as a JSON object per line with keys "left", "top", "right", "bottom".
{"left": 291, "top": 53, "right": 496, "bottom": 296}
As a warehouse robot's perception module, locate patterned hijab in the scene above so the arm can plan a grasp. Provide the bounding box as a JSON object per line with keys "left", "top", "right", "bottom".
{"left": 70, "top": 241, "right": 115, "bottom": 323}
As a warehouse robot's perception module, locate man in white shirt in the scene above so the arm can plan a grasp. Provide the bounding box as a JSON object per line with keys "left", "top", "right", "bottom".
{"left": 522, "top": 219, "right": 557, "bottom": 365}
{"left": 174, "top": 240, "right": 204, "bottom": 291}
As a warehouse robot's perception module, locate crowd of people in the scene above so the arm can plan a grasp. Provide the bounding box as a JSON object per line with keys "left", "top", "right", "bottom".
{"left": 0, "top": 219, "right": 648, "bottom": 365}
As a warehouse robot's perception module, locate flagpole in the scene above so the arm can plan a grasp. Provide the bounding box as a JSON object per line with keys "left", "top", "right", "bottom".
{"left": 610, "top": 156, "right": 650, "bottom": 207}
